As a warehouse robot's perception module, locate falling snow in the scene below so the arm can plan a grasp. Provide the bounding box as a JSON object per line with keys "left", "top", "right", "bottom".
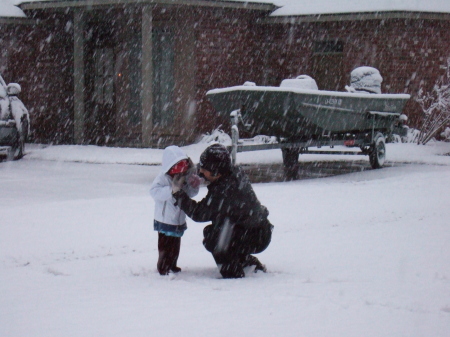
{"left": 1, "top": 1, "right": 450, "bottom": 336}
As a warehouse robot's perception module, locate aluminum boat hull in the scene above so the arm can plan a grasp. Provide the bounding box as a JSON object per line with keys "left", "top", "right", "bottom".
{"left": 206, "top": 86, "right": 410, "bottom": 140}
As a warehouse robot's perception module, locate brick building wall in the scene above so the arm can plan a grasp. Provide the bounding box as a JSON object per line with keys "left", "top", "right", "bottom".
{"left": 8, "top": 5, "right": 450, "bottom": 145}
{"left": 261, "top": 19, "right": 450, "bottom": 127}
{"left": 191, "top": 7, "right": 269, "bottom": 136}
{"left": 15, "top": 5, "right": 271, "bottom": 145}
{"left": 8, "top": 12, "right": 74, "bottom": 144}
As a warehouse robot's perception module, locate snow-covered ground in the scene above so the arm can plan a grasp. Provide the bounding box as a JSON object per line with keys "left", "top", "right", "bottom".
{"left": 1, "top": 141, "right": 450, "bottom": 337}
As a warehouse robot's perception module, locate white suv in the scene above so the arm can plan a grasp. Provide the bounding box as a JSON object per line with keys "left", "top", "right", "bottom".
{"left": 0, "top": 74, "right": 30, "bottom": 160}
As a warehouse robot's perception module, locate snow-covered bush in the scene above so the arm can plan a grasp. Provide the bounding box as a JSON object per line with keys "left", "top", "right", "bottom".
{"left": 404, "top": 128, "right": 420, "bottom": 143}
{"left": 197, "top": 129, "right": 278, "bottom": 146}
{"left": 251, "top": 135, "right": 278, "bottom": 144}
{"left": 441, "top": 127, "right": 450, "bottom": 141}
{"left": 416, "top": 58, "right": 450, "bottom": 144}
{"left": 198, "top": 128, "right": 232, "bottom": 145}
{"left": 388, "top": 114, "right": 417, "bottom": 143}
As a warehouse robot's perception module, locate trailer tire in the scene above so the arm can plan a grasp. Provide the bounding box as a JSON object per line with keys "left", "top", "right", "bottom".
{"left": 282, "top": 148, "right": 300, "bottom": 180}
{"left": 369, "top": 133, "right": 386, "bottom": 169}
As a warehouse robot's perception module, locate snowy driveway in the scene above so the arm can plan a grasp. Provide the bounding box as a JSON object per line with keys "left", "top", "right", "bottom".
{"left": 1, "top": 144, "right": 450, "bottom": 337}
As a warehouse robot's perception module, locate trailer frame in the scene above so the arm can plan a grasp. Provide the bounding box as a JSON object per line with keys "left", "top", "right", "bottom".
{"left": 227, "top": 109, "right": 398, "bottom": 179}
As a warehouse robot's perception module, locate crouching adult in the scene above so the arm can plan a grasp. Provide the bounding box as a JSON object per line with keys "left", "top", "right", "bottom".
{"left": 172, "top": 144, "right": 273, "bottom": 278}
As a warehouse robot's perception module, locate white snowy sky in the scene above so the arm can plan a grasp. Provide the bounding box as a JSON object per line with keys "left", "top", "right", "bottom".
{"left": 269, "top": 0, "right": 450, "bottom": 16}
{"left": 2, "top": 0, "right": 450, "bottom": 18}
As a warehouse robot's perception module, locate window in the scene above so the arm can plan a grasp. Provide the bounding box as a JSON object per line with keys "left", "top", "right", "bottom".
{"left": 94, "top": 48, "right": 114, "bottom": 105}
{"left": 312, "top": 40, "right": 345, "bottom": 91}
{"left": 314, "top": 40, "right": 344, "bottom": 55}
{"left": 152, "top": 27, "right": 175, "bottom": 127}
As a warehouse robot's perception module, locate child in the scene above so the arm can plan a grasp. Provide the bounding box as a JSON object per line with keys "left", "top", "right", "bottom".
{"left": 150, "top": 145, "right": 201, "bottom": 275}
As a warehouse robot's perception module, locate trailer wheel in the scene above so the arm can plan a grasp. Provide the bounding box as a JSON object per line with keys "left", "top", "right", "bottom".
{"left": 282, "top": 148, "right": 300, "bottom": 180}
{"left": 369, "top": 133, "right": 386, "bottom": 169}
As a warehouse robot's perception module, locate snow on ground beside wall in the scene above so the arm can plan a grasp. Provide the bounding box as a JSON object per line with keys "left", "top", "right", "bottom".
{"left": 24, "top": 141, "right": 450, "bottom": 166}
{"left": 1, "top": 142, "right": 450, "bottom": 337}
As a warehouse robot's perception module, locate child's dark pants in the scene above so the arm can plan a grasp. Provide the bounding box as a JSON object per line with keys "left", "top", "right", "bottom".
{"left": 157, "top": 233, "right": 181, "bottom": 275}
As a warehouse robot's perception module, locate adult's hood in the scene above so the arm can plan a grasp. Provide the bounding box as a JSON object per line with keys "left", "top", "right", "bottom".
{"left": 161, "top": 145, "right": 188, "bottom": 174}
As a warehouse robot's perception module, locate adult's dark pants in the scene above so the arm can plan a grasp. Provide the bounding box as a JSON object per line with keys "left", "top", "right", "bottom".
{"left": 157, "top": 233, "right": 181, "bottom": 275}
{"left": 203, "top": 221, "right": 273, "bottom": 278}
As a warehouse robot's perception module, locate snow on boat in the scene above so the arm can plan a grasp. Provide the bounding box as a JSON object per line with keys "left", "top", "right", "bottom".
{"left": 206, "top": 85, "right": 410, "bottom": 141}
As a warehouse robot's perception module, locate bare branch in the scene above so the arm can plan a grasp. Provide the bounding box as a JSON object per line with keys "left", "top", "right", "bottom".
{"left": 416, "top": 58, "right": 450, "bottom": 144}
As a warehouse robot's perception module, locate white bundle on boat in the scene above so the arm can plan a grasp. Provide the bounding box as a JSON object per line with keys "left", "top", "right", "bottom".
{"left": 280, "top": 75, "right": 318, "bottom": 90}
{"left": 349, "top": 66, "right": 383, "bottom": 94}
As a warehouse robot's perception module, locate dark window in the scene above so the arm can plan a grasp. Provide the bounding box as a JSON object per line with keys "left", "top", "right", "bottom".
{"left": 311, "top": 40, "right": 346, "bottom": 91}
{"left": 128, "top": 31, "right": 142, "bottom": 126}
{"left": 93, "top": 48, "right": 114, "bottom": 105}
{"left": 152, "top": 27, "right": 175, "bottom": 128}
{"left": 314, "top": 41, "right": 344, "bottom": 54}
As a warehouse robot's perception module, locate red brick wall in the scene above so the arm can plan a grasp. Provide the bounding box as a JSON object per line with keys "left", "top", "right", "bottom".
{"left": 10, "top": 12, "right": 74, "bottom": 144}
{"left": 18, "top": 5, "right": 271, "bottom": 144}
{"left": 191, "top": 7, "right": 269, "bottom": 136}
{"left": 12, "top": 5, "right": 450, "bottom": 145}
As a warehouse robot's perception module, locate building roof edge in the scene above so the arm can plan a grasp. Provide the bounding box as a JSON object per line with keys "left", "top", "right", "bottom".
{"left": 19, "top": 0, "right": 276, "bottom": 11}
{"left": 263, "top": 11, "right": 450, "bottom": 23}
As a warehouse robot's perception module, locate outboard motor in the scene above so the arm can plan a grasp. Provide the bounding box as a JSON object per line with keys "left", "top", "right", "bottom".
{"left": 347, "top": 67, "right": 383, "bottom": 94}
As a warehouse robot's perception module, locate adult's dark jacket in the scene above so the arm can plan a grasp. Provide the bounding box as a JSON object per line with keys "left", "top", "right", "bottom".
{"left": 173, "top": 166, "right": 270, "bottom": 230}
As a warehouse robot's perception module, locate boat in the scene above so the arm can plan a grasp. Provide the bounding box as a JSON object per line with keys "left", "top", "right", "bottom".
{"left": 206, "top": 85, "right": 410, "bottom": 141}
